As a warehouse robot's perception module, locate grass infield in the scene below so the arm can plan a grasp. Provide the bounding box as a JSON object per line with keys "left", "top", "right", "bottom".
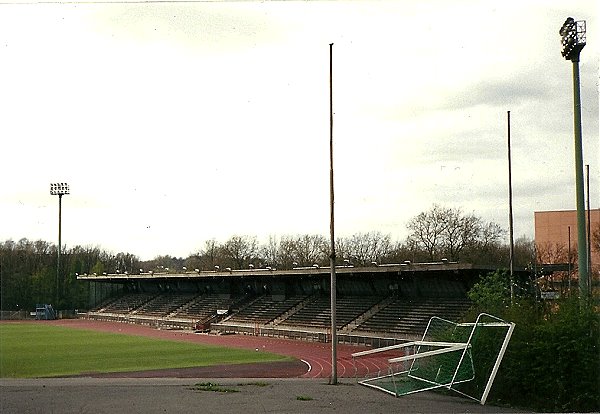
{"left": 0, "top": 323, "right": 291, "bottom": 378}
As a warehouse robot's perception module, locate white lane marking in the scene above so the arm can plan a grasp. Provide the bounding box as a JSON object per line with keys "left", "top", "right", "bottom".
{"left": 300, "top": 359, "right": 312, "bottom": 373}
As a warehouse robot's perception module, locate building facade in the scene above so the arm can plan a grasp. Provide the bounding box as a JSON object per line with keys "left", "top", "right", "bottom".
{"left": 534, "top": 209, "right": 600, "bottom": 272}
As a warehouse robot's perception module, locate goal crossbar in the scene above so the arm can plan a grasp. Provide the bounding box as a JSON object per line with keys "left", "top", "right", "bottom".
{"left": 388, "top": 342, "right": 469, "bottom": 363}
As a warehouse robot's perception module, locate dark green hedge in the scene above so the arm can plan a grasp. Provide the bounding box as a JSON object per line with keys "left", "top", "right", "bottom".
{"left": 468, "top": 271, "right": 600, "bottom": 412}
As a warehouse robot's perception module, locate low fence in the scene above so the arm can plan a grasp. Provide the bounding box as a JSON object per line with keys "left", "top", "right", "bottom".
{"left": 83, "top": 312, "right": 196, "bottom": 330}
{"left": 211, "top": 321, "right": 415, "bottom": 347}
{"left": 0, "top": 310, "right": 33, "bottom": 320}
{"left": 0, "top": 309, "right": 79, "bottom": 320}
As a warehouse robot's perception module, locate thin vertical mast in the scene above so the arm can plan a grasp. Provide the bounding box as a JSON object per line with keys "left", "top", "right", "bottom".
{"left": 507, "top": 111, "right": 515, "bottom": 303}
{"left": 586, "top": 164, "right": 591, "bottom": 296}
{"left": 329, "top": 42, "right": 338, "bottom": 385}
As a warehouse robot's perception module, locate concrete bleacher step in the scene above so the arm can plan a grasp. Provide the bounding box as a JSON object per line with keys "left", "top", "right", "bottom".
{"left": 102, "top": 293, "right": 159, "bottom": 315}
{"left": 220, "top": 295, "right": 264, "bottom": 323}
{"left": 270, "top": 293, "right": 319, "bottom": 326}
{"left": 93, "top": 296, "right": 122, "bottom": 313}
{"left": 340, "top": 295, "right": 396, "bottom": 333}
{"left": 167, "top": 294, "right": 203, "bottom": 318}
{"left": 354, "top": 297, "right": 472, "bottom": 336}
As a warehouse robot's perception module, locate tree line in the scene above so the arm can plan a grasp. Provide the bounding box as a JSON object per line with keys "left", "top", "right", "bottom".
{"left": 1, "top": 204, "right": 538, "bottom": 311}
{"left": 0, "top": 239, "right": 138, "bottom": 311}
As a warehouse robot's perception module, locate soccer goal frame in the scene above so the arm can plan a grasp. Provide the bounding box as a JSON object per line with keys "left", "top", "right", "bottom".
{"left": 352, "top": 313, "right": 515, "bottom": 405}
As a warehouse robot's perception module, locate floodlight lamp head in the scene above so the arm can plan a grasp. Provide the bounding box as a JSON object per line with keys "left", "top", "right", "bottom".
{"left": 50, "top": 182, "right": 70, "bottom": 195}
{"left": 560, "top": 17, "right": 586, "bottom": 61}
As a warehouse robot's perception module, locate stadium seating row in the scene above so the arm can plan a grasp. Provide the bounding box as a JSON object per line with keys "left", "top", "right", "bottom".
{"left": 88, "top": 292, "right": 472, "bottom": 337}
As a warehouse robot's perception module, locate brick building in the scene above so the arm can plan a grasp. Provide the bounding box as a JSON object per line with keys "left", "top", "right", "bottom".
{"left": 534, "top": 209, "right": 600, "bottom": 273}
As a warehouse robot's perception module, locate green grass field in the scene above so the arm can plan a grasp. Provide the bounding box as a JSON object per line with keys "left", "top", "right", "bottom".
{"left": 0, "top": 323, "right": 291, "bottom": 378}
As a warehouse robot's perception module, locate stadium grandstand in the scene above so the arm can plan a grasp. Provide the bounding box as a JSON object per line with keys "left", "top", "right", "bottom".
{"left": 78, "top": 262, "right": 525, "bottom": 344}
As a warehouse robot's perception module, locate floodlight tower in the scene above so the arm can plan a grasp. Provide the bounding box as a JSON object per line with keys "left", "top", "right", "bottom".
{"left": 50, "top": 182, "right": 69, "bottom": 304}
{"left": 559, "top": 17, "right": 588, "bottom": 298}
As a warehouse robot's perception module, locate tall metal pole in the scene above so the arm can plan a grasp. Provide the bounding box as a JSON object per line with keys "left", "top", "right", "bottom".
{"left": 50, "top": 182, "right": 69, "bottom": 307}
{"left": 328, "top": 42, "right": 338, "bottom": 385}
{"left": 57, "top": 194, "right": 62, "bottom": 305}
{"left": 507, "top": 111, "right": 515, "bottom": 303}
{"left": 568, "top": 226, "right": 572, "bottom": 294}
{"left": 586, "top": 164, "right": 591, "bottom": 296}
{"left": 571, "top": 56, "right": 589, "bottom": 298}
{"left": 560, "top": 17, "right": 588, "bottom": 298}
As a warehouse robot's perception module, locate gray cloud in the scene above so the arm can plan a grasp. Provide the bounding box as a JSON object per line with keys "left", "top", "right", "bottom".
{"left": 448, "top": 73, "right": 553, "bottom": 111}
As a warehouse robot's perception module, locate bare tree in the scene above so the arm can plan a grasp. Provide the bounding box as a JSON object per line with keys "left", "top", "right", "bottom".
{"left": 278, "top": 236, "right": 299, "bottom": 268}
{"left": 287, "top": 234, "right": 328, "bottom": 266}
{"left": 261, "top": 235, "right": 280, "bottom": 267}
{"left": 407, "top": 204, "right": 448, "bottom": 260}
{"left": 114, "top": 252, "right": 139, "bottom": 274}
{"left": 196, "top": 239, "right": 221, "bottom": 270}
{"left": 339, "top": 231, "right": 393, "bottom": 265}
{"left": 407, "top": 204, "right": 506, "bottom": 262}
{"left": 479, "top": 221, "right": 505, "bottom": 250}
{"left": 441, "top": 209, "right": 482, "bottom": 260}
{"left": 536, "top": 242, "right": 570, "bottom": 264}
{"left": 535, "top": 241, "right": 573, "bottom": 294}
{"left": 222, "top": 235, "right": 258, "bottom": 269}
{"left": 510, "top": 236, "right": 535, "bottom": 267}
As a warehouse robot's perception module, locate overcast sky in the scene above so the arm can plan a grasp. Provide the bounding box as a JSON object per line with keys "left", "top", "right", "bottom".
{"left": 0, "top": 0, "right": 597, "bottom": 260}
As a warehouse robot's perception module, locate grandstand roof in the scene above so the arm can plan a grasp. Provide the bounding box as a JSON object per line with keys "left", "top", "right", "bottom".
{"left": 76, "top": 262, "right": 521, "bottom": 282}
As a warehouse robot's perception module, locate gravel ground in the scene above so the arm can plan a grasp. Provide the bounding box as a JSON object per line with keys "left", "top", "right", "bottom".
{"left": 0, "top": 377, "right": 530, "bottom": 414}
